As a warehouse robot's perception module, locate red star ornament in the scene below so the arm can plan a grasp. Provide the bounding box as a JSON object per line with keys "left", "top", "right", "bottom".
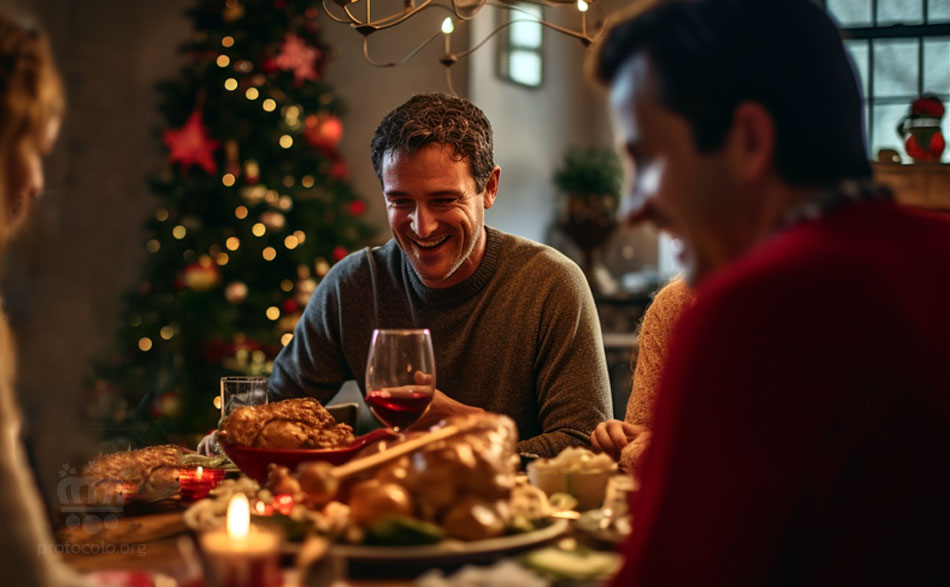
{"left": 163, "top": 110, "right": 220, "bottom": 174}
{"left": 274, "top": 33, "right": 320, "bottom": 85}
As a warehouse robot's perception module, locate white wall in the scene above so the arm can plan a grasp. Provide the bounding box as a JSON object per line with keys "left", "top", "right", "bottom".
{"left": 467, "top": 5, "right": 614, "bottom": 244}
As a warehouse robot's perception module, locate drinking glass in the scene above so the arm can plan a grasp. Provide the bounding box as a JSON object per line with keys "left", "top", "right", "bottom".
{"left": 364, "top": 329, "right": 436, "bottom": 432}
{"left": 218, "top": 376, "right": 269, "bottom": 419}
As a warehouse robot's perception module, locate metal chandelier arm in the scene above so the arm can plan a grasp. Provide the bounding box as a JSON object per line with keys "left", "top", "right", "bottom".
{"left": 361, "top": 30, "right": 445, "bottom": 67}
{"left": 321, "top": 0, "right": 604, "bottom": 83}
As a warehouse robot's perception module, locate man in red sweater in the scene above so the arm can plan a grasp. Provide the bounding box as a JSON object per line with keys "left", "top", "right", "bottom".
{"left": 593, "top": 0, "right": 950, "bottom": 584}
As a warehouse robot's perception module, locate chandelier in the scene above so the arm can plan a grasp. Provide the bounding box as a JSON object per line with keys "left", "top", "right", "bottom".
{"left": 320, "top": 0, "right": 607, "bottom": 92}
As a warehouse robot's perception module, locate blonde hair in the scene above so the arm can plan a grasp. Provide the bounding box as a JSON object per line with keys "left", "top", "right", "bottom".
{"left": 0, "top": 12, "right": 64, "bottom": 249}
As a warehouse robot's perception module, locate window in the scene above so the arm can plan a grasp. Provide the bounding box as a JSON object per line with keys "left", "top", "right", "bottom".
{"left": 818, "top": 0, "right": 950, "bottom": 161}
{"left": 497, "top": 3, "right": 544, "bottom": 88}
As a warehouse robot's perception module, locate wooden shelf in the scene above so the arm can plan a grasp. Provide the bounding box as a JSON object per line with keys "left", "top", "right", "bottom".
{"left": 872, "top": 162, "right": 950, "bottom": 212}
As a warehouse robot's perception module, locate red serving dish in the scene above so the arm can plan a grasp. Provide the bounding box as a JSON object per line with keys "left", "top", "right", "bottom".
{"left": 221, "top": 428, "right": 397, "bottom": 483}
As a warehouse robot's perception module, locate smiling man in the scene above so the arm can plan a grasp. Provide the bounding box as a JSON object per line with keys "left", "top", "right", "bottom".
{"left": 596, "top": 0, "right": 950, "bottom": 585}
{"left": 267, "top": 93, "right": 612, "bottom": 457}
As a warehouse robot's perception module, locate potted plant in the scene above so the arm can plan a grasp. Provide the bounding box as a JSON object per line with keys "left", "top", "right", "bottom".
{"left": 553, "top": 146, "right": 623, "bottom": 286}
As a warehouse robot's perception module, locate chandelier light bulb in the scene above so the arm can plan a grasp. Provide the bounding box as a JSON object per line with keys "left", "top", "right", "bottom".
{"left": 441, "top": 17, "right": 454, "bottom": 35}
{"left": 577, "top": 0, "right": 589, "bottom": 13}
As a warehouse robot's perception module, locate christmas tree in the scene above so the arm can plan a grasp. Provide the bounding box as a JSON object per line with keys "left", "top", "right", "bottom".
{"left": 87, "top": 0, "right": 376, "bottom": 448}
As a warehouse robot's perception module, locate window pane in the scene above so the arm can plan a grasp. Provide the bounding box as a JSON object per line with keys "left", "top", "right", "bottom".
{"left": 509, "top": 50, "right": 542, "bottom": 87}
{"left": 845, "top": 39, "right": 870, "bottom": 99}
{"left": 828, "top": 0, "right": 872, "bottom": 26}
{"left": 508, "top": 17, "right": 541, "bottom": 49}
{"left": 873, "top": 102, "right": 915, "bottom": 162}
{"left": 928, "top": 0, "right": 950, "bottom": 22}
{"left": 923, "top": 38, "right": 950, "bottom": 94}
{"left": 873, "top": 39, "right": 920, "bottom": 97}
{"left": 878, "top": 0, "right": 924, "bottom": 24}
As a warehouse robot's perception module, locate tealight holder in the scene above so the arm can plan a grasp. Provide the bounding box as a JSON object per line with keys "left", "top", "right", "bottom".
{"left": 199, "top": 494, "right": 284, "bottom": 587}
{"left": 179, "top": 466, "right": 225, "bottom": 502}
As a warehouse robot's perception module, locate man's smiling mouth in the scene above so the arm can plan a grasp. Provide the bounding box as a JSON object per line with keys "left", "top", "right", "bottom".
{"left": 410, "top": 235, "right": 448, "bottom": 248}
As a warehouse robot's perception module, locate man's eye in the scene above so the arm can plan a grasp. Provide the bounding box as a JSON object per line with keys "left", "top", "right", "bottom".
{"left": 388, "top": 199, "right": 411, "bottom": 207}
{"left": 433, "top": 198, "right": 457, "bottom": 206}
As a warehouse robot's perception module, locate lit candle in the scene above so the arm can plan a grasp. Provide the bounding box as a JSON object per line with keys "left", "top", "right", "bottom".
{"left": 179, "top": 466, "right": 221, "bottom": 502}
{"left": 441, "top": 17, "right": 454, "bottom": 54}
{"left": 199, "top": 494, "right": 283, "bottom": 587}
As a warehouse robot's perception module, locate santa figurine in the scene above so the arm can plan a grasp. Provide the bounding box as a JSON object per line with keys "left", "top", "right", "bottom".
{"left": 897, "top": 95, "right": 945, "bottom": 162}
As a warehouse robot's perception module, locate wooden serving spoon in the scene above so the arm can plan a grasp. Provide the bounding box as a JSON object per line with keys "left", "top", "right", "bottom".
{"left": 296, "top": 422, "right": 474, "bottom": 503}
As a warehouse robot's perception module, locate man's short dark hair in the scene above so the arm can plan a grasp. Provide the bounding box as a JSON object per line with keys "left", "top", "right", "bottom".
{"left": 593, "top": 0, "right": 871, "bottom": 185}
{"left": 370, "top": 93, "right": 495, "bottom": 192}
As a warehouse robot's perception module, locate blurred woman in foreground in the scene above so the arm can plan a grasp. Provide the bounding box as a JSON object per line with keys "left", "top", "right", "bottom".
{"left": 0, "top": 11, "right": 91, "bottom": 586}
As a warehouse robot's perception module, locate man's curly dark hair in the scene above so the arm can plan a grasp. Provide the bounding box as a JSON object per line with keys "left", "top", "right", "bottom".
{"left": 370, "top": 93, "right": 495, "bottom": 192}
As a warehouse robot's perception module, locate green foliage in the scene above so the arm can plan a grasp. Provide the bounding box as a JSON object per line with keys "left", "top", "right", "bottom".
{"left": 87, "top": 0, "right": 376, "bottom": 449}
{"left": 552, "top": 146, "right": 623, "bottom": 199}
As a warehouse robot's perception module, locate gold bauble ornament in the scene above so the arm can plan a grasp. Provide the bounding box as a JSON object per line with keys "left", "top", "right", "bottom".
{"left": 260, "top": 211, "right": 286, "bottom": 231}
{"left": 223, "top": 1, "right": 245, "bottom": 22}
{"left": 240, "top": 185, "right": 267, "bottom": 204}
{"left": 225, "top": 281, "right": 248, "bottom": 303}
{"left": 296, "top": 278, "right": 317, "bottom": 306}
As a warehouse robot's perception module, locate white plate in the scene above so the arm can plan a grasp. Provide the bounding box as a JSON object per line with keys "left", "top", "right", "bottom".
{"left": 331, "top": 518, "right": 569, "bottom": 563}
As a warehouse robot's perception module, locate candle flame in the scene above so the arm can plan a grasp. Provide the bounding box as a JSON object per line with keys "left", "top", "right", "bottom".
{"left": 441, "top": 17, "right": 454, "bottom": 35}
{"left": 577, "top": 0, "right": 589, "bottom": 12}
{"left": 255, "top": 501, "right": 266, "bottom": 515}
{"left": 227, "top": 494, "right": 250, "bottom": 540}
{"left": 196, "top": 466, "right": 204, "bottom": 480}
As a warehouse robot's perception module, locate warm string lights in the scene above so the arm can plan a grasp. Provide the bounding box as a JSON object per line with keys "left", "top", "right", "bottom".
{"left": 142, "top": 201, "right": 322, "bottom": 357}
{"left": 137, "top": 29, "right": 362, "bottom": 367}
{"left": 320, "top": 0, "right": 607, "bottom": 93}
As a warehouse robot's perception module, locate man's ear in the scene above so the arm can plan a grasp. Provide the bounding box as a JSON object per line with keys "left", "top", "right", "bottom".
{"left": 482, "top": 165, "right": 501, "bottom": 209}
{"left": 725, "top": 101, "right": 776, "bottom": 184}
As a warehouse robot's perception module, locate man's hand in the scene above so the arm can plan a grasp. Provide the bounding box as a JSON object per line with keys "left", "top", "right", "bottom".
{"left": 590, "top": 420, "right": 649, "bottom": 461}
{"left": 407, "top": 389, "right": 485, "bottom": 431}
{"left": 197, "top": 430, "right": 218, "bottom": 456}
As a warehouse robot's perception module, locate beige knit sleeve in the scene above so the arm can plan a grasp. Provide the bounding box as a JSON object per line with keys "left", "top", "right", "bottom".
{"left": 624, "top": 277, "right": 693, "bottom": 428}
{"left": 0, "top": 312, "right": 96, "bottom": 586}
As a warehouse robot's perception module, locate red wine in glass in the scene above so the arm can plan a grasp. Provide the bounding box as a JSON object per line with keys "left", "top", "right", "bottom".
{"left": 366, "top": 387, "right": 433, "bottom": 432}
{"left": 365, "top": 329, "right": 436, "bottom": 432}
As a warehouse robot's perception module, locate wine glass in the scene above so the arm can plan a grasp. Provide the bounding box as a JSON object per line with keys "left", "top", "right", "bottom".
{"left": 365, "top": 328, "right": 436, "bottom": 432}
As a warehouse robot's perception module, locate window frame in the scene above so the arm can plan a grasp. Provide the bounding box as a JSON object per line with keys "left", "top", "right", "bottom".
{"left": 815, "top": 0, "right": 950, "bottom": 159}
{"left": 496, "top": 2, "right": 546, "bottom": 90}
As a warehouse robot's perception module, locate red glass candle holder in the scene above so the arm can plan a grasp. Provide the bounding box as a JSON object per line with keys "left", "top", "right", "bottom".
{"left": 179, "top": 466, "right": 225, "bottom": 502}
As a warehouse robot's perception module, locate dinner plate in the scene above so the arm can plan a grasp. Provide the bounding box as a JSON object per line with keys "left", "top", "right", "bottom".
{"left": 221, "top": 428, "right": 398, "bottom": 483}
{"left": 330, "top": 518, "right": 569, "bottom": 564}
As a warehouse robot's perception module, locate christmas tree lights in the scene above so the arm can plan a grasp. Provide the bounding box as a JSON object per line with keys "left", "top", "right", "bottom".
{"left": 89, "top": 0, "right": 376, "bottom": 448}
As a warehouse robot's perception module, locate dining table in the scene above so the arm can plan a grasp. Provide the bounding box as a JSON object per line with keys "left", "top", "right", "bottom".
{"left": 58, "top": 476, "right": 625, "bottom": 587}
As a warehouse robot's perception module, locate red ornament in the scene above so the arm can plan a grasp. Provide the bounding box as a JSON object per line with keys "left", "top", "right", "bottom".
{"left": 331, "top": 160, "right": 348, "bottom": 180}
{"left": 304, "top": 114, "right": 343, "bottom": 149}
{"left": 348, "top": 200, "right": 366, "bottom": 216}
{"left": 281, "top": 299, "right": 299, "bottom": 313}
{"left": 181, "top": 258, "right": 221, "bottom": 291}
{"left": 274, "top": 33, "right": 320, "bottom": 85}
{"left": 163, "top": 110, "right": 220, "bottom": 175}
{"left": 332, "top": 246, "right": 348, "bottom": 262}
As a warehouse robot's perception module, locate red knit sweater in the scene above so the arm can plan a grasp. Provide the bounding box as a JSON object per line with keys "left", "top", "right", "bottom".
{"left": 611, "top": 201, "right": 950, "bottom": 586}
